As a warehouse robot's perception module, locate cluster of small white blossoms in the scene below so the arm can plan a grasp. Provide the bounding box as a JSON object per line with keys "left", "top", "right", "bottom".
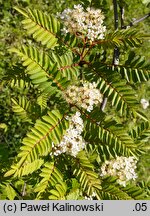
{"left": 51, "top": 112, "right": 86, "bottom": 157}
{"left": 57, "top": 4, "right": 106, "bottom": 41}
{"left": 140, "top": 98, "right": 149, "bottom": 110}
{"left": 100, "top": 156, "right": 138, "bottom": 187}
{"left": 64, "top": 82, "right": 103, "bottom": 112}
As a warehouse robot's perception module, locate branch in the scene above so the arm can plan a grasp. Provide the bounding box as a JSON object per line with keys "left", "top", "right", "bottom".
{"left": 119, "top": 3, "right": 125, "bottom": 29}
{"left": 10, "top": 183, "right": 23, "bottom": 199}
{"left": 128, "top": 13, "right": 150, "bottom": 28}
{"left": 113, "top": 0, "right": 119, "bottom": 65}
{"left": 101, "top": 97, "right": 108, "bottom": 112}
{"left": 113, "top": 0, "right": 119, "bottom": 30}
{"left": 22, "top": 182, "right": 26, "bottom": 197}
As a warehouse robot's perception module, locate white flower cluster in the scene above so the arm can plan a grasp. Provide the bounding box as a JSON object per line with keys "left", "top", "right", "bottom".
{"left": 140, "top": 98, "right": 149, "bottom": 110}
{"left": 51, "top": 112, "right": 86, "bottom": 157}
{"left": 100, "top": 156, "right": 138, "bottom": 187}
{"left": 58, "top": 4, "right": 106, "bottom": 41}
{"left": 64, "top": 82, "right": 103, "bottom": 112}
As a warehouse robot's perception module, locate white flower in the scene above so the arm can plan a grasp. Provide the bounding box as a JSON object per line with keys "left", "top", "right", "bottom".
{"left": 64, "top": 81, "right": 103, "bottom": 112}
{"left": 57, "top": 4, "right": 106, "bottom": 41}
{"left": 51, "top": 112, "right": 86, "bottom": 157}
{"left": 100, "top": 156, "right": 138, "bottom": 187}
{"left": 140, "top": 98, "right": 149, "bottom": 109}
{"left": 117, "top": 179, "right": 126, "bottom": 187}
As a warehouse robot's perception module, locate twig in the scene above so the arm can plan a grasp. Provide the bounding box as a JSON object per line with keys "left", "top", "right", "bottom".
{"left": 113, "top": 0, "right": 119, "bottom": 65}
{"left": 22, "top": 182, "right": 26, "bottom": 197}
{"left": 128, "top": 13, "right": 150, "bottom": 28}
{"left": 10, "top": 183, "right": 23, "bottom": 199}
{"left": 119, "top": 3, "right": 125, "bottom": 29}
{"left": 113, "top": 0, "right": 119, "bottom": 30}
{"left": 101, "top": 98, "right": 108, "bottom": 112}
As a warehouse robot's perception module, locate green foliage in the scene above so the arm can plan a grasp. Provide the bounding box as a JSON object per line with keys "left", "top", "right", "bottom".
{"left": 104, "top": 29, "right": 143, "bottom": 48}
{"left": 4, "top": 109, "right": 69, "bottom": 178}
{"left": 100, "top": 176, "right": 148, "bottom": 200}
{"left": 10, "top": 45, "right": 79, "bottom": 94}
{"left": 0, "top": 0, "right": 150, "bottom": 200}
{"left": 84, "top": 120, "right": 141, "bottom": 158}
{"left": 117, "top": 52, "right": 150, "bottom": 83}
{"left": 34, "top": 162, "right": 67, "bottom": 199}
{"left": 16, "top": 7, "right": 60, "bottom": 49}
{"left": 72, "top": 151, "right": 101, "bottom": 197}
{"left": 11, "top": 97, "right": 32, "bottom": 122}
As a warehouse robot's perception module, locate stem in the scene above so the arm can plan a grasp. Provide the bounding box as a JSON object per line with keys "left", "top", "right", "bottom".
{"left": 113, "top": 0, "right": 119, "bottom": 30}
{"left": 82, "top": 44, "right": 93, "bottom": 60}
{"left": 128, "top": 13, "right": 150, "bottom": 27}
{"left": 10, "top": 183, "right": 23, "bottom": 199}
{"left": 119, "top": 4, "right": 125, "bottom": 29}
{"left": 113, "top": 0, "right": 119, "bottom": 65}
{"left": 22, "top": 182, "right": 26, "bottom": 197}
{"left": 80, "top": 37, "right": 87, "bottom": 60}
{"left": 101, "top": 0, "right": 120, "bottom": 112}
{"left": 101, "top": 98, "right": 108, "bottom": 112}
